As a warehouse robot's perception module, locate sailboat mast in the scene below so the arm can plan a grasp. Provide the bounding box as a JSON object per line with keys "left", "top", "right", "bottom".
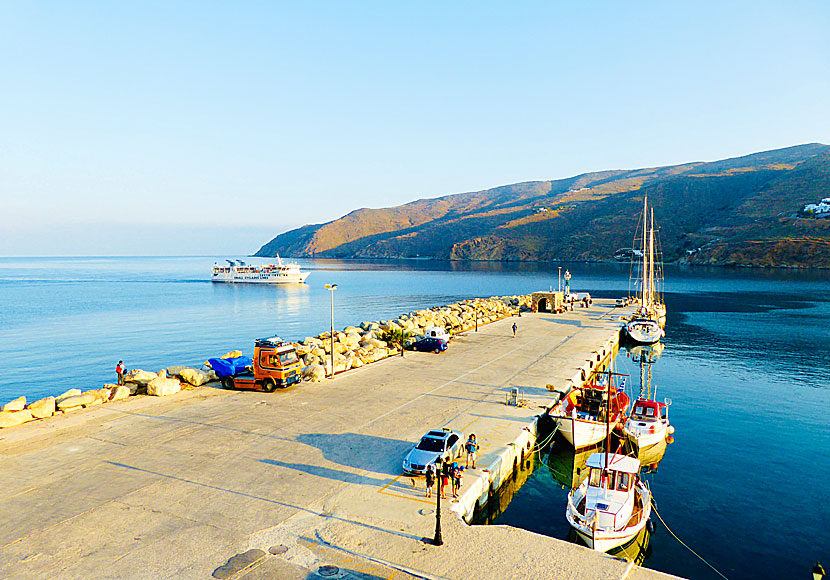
{"left": 641, "top": 197, "right": 648, "bottom": 307}
{"left": 649, "top": 208, "right": 655, "bottom": 309}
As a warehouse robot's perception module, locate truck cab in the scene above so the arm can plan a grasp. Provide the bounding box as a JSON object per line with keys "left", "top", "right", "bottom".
{"left": 220, "top": 336, "right": 302, "bottom": 392}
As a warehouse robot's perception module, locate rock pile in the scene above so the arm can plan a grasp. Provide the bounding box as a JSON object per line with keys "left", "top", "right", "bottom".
{"left": 0, "top": 294, "right": 531, "bottom": 429}
{"left": 294, "top": 295, "right": 529, "bottom": 380}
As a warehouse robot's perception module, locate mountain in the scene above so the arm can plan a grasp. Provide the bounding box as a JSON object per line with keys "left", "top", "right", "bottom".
{"left": 256, "top": 143, "right": 830, "bottom": 267}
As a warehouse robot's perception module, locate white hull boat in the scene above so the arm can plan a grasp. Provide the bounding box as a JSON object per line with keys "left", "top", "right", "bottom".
{"left": 549, "top": 374, "right": 630, "bottom": 450}
{"left": 566, "top": 453, "right": 652, "bottom": 553}
{"left": 623, "top": 399, "right": 672, "bottom": 450}
{"left": 211, "top": 257, "right": 309, "bottom": 284}
{"left": 625, "top": 318, "right": 664, "bottom": 344}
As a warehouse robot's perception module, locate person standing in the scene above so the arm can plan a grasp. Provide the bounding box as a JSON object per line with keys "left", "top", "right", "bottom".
{"left": 440, "top": 460, "right": 450, "bottom": 499}
{"left": 512, "top": 322, "right": 517, "bottom": 338}
{"left": 451, "top": 463, "right": 462, "bottom": 499}
{"left": 116, "top": 360, "right": 126, "bottom": 385}
{"left": 425, "top": 463, "right": 435, "bottom": 499}
{"left": 465, "top": 434, "right": 479, "bottom": 469}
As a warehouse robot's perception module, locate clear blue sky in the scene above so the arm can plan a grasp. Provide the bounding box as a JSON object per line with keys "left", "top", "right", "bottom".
{"left": 1, "top": 1, "right": 828, "bottom": 256}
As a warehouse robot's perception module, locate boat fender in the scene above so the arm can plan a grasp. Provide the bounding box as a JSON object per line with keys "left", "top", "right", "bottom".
{"left": 667, "top": 425, "right": 675, "bottom": 435}
{"left": 665, "top": 435, "right": 675, "bottom": 444}
{"left": 646, "top": 519, "right": 655, "bottom": 534}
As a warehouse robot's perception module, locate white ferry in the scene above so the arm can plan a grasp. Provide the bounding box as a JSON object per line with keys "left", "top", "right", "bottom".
{"left": 211, "top": 257, "right": 309, "bottom": 284}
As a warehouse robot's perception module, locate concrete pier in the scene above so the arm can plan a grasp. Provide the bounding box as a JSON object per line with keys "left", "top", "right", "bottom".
{"left": 0, "top": 300, "right": 682, "bottom": 580}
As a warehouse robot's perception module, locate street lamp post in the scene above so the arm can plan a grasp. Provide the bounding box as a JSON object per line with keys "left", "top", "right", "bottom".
{"left": 558, "top": 266, "right": 562, "bottom": 293}
{"left": 475, "top": 309, "right": 478, "bottom": 332}
{"left": 324, "top": 284, "right": 338, "bottom": 378}
{"left": 433, "top": 458, "right": 444, "bottom": 546}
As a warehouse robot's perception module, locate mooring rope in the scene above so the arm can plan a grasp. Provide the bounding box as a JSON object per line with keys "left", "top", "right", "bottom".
{"left": 651, "top": 503, "right": 730, "bottom": 580}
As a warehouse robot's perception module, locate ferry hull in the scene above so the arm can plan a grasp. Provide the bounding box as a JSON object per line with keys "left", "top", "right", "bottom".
{"left": 211, "top": 272, "right": 309, "bottom": 284}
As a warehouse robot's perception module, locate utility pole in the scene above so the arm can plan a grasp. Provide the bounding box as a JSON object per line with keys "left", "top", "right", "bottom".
{"left": 324, "top": 284, "right": 338, "bottom": 378}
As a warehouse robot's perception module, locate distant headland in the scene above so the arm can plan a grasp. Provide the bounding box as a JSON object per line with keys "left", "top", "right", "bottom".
{"left": 256, "top": 143, "right": 830, "bottom": 268}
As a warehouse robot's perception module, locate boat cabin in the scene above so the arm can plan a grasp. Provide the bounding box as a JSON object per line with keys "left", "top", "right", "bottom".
{"left": 630, "top": 399, "right": 667, "bottom": 422}
{"left": 584, "top": 454, "right": 641, "bottom": 530}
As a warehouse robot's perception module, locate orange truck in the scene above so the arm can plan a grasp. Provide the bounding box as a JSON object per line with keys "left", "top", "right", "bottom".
{"left": 219, "top": 336, "right": 302, "bottom": 392}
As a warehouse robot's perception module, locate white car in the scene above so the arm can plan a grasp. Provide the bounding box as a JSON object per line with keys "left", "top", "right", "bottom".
{"left": 401, "top": 428, "right": 464, "bottom": 475}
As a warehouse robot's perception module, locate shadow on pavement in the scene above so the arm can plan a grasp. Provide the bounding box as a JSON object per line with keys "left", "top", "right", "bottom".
{"left": 296, "top": 432, "right": 410, "bottom": 476}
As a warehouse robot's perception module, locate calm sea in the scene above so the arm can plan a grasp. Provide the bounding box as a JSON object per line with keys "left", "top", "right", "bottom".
{"left": 1, "top": 256, "right": 828, "bottom": 579}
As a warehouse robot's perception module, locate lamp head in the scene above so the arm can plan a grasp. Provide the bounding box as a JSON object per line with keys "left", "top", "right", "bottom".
{"left": 324, "top": 284, "right": 338, "bottom": 290}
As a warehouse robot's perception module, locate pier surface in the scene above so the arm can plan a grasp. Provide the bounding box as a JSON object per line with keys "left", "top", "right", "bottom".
{"left": 0, "top": 300, "right": 682, "bottom": 580}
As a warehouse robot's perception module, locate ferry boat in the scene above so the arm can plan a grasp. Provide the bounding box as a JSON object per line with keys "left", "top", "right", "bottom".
{"left": 211, "top": 257, "right": 309, "bottom": 284}
{"left": 566, "top": 453, "right": 652, "bottom": 553}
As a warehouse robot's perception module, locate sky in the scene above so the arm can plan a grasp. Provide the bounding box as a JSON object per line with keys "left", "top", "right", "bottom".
{"left": 1, "top": 1, "right": 829, "bottom": 256}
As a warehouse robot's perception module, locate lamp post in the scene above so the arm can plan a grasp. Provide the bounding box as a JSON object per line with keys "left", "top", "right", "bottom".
{"left": 475, "top": 309, "right": 478, "bottom": 332}
{"left": 324, "top": 284, "right": 338, "bottom": 378}
{"left": 432, "top": 458, "right": 444, "bottom": 546}
{"left": 558, "top": 266, "right": 562, "bottom": 293}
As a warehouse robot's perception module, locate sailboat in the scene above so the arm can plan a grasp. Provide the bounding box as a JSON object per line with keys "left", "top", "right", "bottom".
{"left": 565, "top": 367, "right": 653, "bottom": 554}
{"left": 626, "top": 197, "right": 665, "bottom": 344}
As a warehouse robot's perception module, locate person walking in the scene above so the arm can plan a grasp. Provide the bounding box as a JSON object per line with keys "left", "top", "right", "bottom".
{"left": 512, "top": 322, "right": 517, "bottom": 338}
{"left": 465, "top": 434, "right": 479, "bottom": 469}
{"left": 425, "top": 463, "right": 435, "bottom": 499}
{"left": 115, "top": 360, "right": 126, "bottom": 385}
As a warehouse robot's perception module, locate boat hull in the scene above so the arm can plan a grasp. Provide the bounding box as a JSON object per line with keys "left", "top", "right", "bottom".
{"left": 211, "top": 271, "right": 309, "bottom": 284}
{"left": 556, "top": 416, "right": 613, "bottom": 449}
{"left": 625, "top": 319, "right": 663, "bottom": 344}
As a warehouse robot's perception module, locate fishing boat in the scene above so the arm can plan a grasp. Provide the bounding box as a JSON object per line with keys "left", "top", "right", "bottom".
{"left": 623, "top": 399, "right": 673, "bottom": 450}
{"left": 626, "top": 197, "right": 665, "bottom": 343}
{"left": 548, "top": 372, "right": 630, "bottom": 449}
{"left": 211, "top": 256, "right": 309, "bottom": 284}
{"left": 566, "top": 452, "right": 652, "bottom": 553}
{"left": 622, "top": 341, "right": 674, "bottom": 451}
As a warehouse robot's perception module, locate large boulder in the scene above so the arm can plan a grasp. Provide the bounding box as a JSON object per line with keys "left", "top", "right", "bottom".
{"left": 147, "top": 377, "right": 181, "bottom": 397}
{"left": 0, "top": 410, "right": 34, "bottom": 428}
{"left": 84, "top": 388, "right": 112, "bottom": 402}
{"left": 56, "top": 389, "right": 82, "bottom": 402}
{"left": 28, "top": 396, "right": 55, "bottom": 419}
{"left": 57, "top": 395, "right": 96, "bottom": 410}
{"left": 109, "top": 386, "right": 132, "bottom": 401}
{"left": 1, "top": 396, "right": 26, "bottom": 412}
{"left": 342, "top": 332, "right": 361, "bottom": 347}
{"left": 125, "top": 369, "right": 158, "bottom": 386}
{"left": 302, "top": 365, "right": 326, "bottom": 382}
{"left": 178, "top": 368, "right": 210, "bottom": 387}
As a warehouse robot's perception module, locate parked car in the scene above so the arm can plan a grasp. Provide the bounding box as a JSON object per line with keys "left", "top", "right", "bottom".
{"left": 402, "top": 428, "right": 464, "bottom": 475}
{"left": 410, "top": 336, "right": 448, "bottom": 353}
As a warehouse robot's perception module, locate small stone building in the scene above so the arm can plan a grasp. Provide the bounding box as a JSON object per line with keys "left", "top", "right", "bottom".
{"left": 531, "top": 291, "right": 564, "bottom": 313}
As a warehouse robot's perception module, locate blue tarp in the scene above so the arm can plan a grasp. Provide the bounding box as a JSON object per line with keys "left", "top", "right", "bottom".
{"left": 207, "top": 356, "right": 253, "bottom": 378}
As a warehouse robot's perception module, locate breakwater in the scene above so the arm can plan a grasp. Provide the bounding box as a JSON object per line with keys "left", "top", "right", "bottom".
{"left": 0, "top": 294, "right": 532, "bottom": 430}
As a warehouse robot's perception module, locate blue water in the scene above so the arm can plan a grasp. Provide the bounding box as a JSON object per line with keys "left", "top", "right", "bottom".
{"left": 1, "top": 256, "right": 829, "bottom": 579}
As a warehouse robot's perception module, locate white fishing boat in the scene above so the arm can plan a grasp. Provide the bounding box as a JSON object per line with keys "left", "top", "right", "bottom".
{"left": 211, "top": 257, "right": 309, "bottom": 284}
{"left": 622, "top": 341, "right": 674, "bottom": 451}
{"left": 626, "top": 197, "right": 666, "bottom": 343}
{"left": 623, "top": 399, "right": 673, "bottom": 450}
{"left": 549, "top": 372, "right": 630, "bottom": 449}
{"left": 566, "top": 452, "right": 652, "bottom": 553}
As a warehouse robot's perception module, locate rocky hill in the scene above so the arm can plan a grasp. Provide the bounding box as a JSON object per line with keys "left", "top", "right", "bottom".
{"left": 256, "top": 143, "right": 830, "bottom": 267}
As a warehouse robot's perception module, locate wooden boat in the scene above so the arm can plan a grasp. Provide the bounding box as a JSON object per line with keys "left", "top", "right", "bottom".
{"left": 549, "top": 373, "right": 630, "bottom": 449}
{"left": 623, "top": 399, "right": 673, "bottom": 450}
